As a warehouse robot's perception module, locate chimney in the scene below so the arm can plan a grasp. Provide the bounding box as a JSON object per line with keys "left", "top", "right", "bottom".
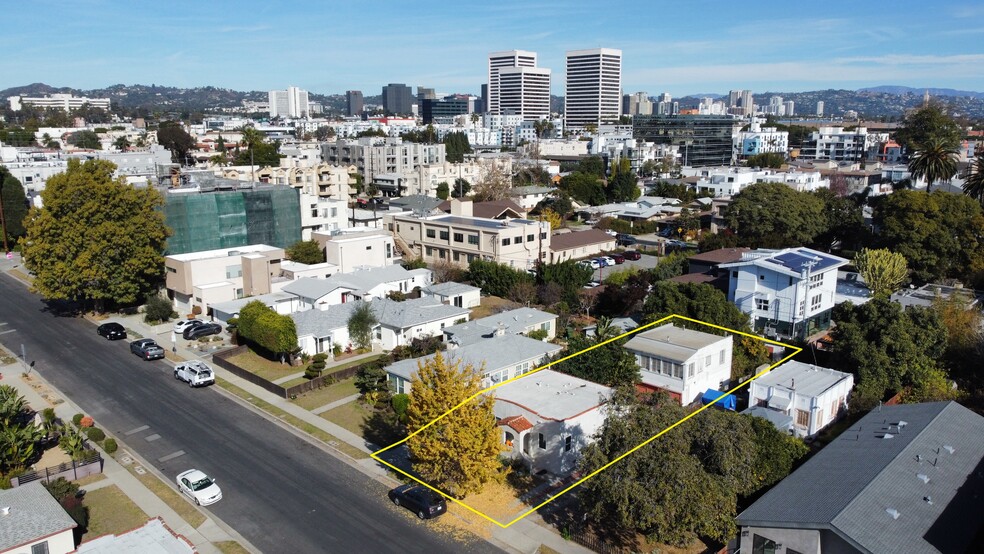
{"left": 450, "top": 198, "right": 473, "bottom": 217}
{"left": 495, "top": 322, "right": 506, "bottom": 337}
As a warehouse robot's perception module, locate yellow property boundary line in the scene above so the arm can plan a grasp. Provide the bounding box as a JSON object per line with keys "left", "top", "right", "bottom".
{"left": 371, "top": 314, "right": 801, "bottom": 528}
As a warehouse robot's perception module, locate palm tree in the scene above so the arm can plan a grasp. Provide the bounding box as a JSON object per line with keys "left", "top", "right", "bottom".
{"left": 908, "top": 137, "right": 958, "bottom": 187}
{"left": 238, "top": 126, "right": 265, "bottom": 182}
{"left": 962, "top": 155, "right": 984, "bottom": 205}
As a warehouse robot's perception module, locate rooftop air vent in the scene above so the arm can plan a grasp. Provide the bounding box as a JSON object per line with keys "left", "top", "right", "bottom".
{"left": 924, "top": 496, "right": 933, "bottom": 505}
{"left": 886, "top": 508, "right": 900, "bottom": 520}
{"left": 943, "top": 445, "right": 955, "bottom": 454}
{"left": 917, "top": 473, "right": 930, "bottom": 484}
{"left": 880, "top": 433, "right": 895, "bottom": 439}
{"left": 0, "top": 507, "right": 8, "bottom": 516}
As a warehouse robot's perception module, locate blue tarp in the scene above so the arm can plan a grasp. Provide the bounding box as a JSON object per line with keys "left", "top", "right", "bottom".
{"left": 701, "top": 389, "right": 737, "bottom": 411}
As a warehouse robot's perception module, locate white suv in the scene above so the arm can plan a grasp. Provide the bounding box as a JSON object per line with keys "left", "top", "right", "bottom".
{"left": 173, "top": 360, "right": 215, "bottom": 387}
{"left": 173, "top": 319, "right": 202, "bottom": 334}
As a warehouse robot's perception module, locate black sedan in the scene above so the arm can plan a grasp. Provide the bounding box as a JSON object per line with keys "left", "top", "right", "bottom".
{"left": 183, "top": 322, "right": 222, "bottom": 340}
{"left": 130, "top": 338, "right": 166, "bottom": 360}
{"left": 388, "top": 485, "right": 447, "bottom": 520}
{"left": 96, "top": 322, "right": 127, "bottom": 340}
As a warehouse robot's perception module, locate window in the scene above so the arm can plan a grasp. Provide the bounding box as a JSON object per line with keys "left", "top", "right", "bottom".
{"left": 502, "top": 238, "right": 511, "bottom": 246}
{"left": 468, "top": 235, "right": 479, "bottom": 245}
{"left": 439, "top": 249, "right": 446, "bottom": 259}
{"left": 810, "top": 293, "right": 823, "bottom": 311}
{"left": 31, "top": 543, "right": 49, "bottom": 554}
{"left": 515, "top": 361, "right": 531, "bottom": 375}
{"left": 564, "top": 436, "right": 573, "bottom": 452}
{"left": 426, "top": 229, "right": 436, "bottom": 238}
{"left": 809, "top": 273, "right": 823, "bottom": 290}
{"left": 538, "top": 433, "right": 546, "bottom": 449}
{"left": 756, "top": 298, "right": 770, "bottom": 311}
{"left": 439, "top": 230, "right": 449, "bottom": 240}
{"left": 453, "top": 232, "right": 463, "bottom": 243}
{"left": 425, "top": 246, "right": 433, "bottom": 256}
{"left": 527, "top": 234, "right": 535, "bottom": 242}
{"left": 489, "top": 368, "right": 509, "bottom": 384}
{"left": 225, "top": 264, "right": 243, "bottom": 279}
{"left": 799, "top": 300, "right": 806, "bottom": 316}
{"left": 759, "top": 274, "right": 765, "bottom": 280}
{"left": 540, "top": 232, "right": 547, "bottom": 239}
{"left": 719, "top": 350, "right": 725, "bottom": 364}
{"left": 796, "top": 409, "right": 809, "bottom": 427}
{"left": 751, "top": 534, "right": 778, "bottom": 554}
{"left": 515, "top": 235, "right": 523, "bottom": 244}
{"left": 815, "top": 409, "right": 824, "bottom": 428}
{"left": 705, "top": 355, "right": 711, "bottom": 366}
{"left": 453, "top": 251, "right": 460, "bottom": 262}
{"left": 235, "top": 288, "right": 244, "bottom": 299}
{"left": 732, "top": 270, "right": 738, "bottom": 277}
{"left": 385, "top": 243, "right": 392, "bottom": 258}
{"left": 166, "top": 266, "right": 177, "bottom": 273}
{"left": 365, "top": 245, "right": 372, "bottom": 251}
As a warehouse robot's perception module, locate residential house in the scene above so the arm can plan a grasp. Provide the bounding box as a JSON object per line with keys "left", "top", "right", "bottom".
{"left": 443, "top": 307, "right": 558, "bottom": 345}
{"left": 164, "top": 244, "right": 286, "bottom": 316}
{"left": 623, "top": 323, "right": 733, "bottom": 405}
{"left": 736, "top": 401, "right": 984, "bottom": 554}
{"left": 385, "top": 330, "right": 562, "bottom": 394}
{"left": 0, "top": 481, "right": 77, "bottom": 554}
{"left": 292, "top": 297, "right": 470, "bottom": 356}
{"left": 387, "top": 199, "right": 550, "bottom": 270}
{"left": 495, "top": 369, "right": 613, "bottom": 476}
{"left": 720, "top": 247, "right": 849, "bottom": 340}
{"left": 508, "top": 185, "right": 556, "bottom": 210}
{"left": 579, "top": 196, "right": 682, "bottom": 224}
{"left": 548, "top": 229, "right": 617, "bottom": 264}
{"left": 74, "top": 517, "right": 195, "bottom": 554}
{"left": 209, "top": 291, "right": 300, "bottom": 323}
{"left": 312, "top": 229, "right": 397, "bottom": 273}
{"left": 281, "top": 265, "right": 432, "bottom": 311}
{"left": 420, "top": 281, "right": 482, "bottom": 309}
{"left": 743, "top": 360, "right": 854, "bottom": 438}
{"left": 668, "top": 247, "right": 750, "bottom": 292}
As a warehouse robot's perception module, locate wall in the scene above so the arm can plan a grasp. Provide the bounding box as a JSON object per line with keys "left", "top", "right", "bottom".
{"left": 738, "top": 526, "right": 821, "bottom": 554}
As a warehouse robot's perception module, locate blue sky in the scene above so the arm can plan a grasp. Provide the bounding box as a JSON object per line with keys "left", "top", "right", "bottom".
{"left": 2, "top": 0, "right": 983, "bottom": 97}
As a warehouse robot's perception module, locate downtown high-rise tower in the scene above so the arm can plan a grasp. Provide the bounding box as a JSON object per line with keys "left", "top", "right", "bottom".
{"left": 564, "top": 48, "right": 622, "bottom": 129}
{"left": 486, "top": 50, "right": 551, "bottom": 121}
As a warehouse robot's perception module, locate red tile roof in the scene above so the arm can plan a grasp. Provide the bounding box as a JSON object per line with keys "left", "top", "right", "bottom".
{"left": 499, "top": 415, "right": 534, "bottom": 433}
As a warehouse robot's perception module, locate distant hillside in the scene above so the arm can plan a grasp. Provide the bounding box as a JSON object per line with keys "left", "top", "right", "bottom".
{"left": 0, "top": 83, "right": 266, "bottom": 113}
{"left": 858, "top": 85, "right": 984, "bottom": 100}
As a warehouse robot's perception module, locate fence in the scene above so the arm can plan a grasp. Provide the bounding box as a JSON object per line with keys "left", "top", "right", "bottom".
{"left": 560, "top": 524, "right": 624, "bottom": 554}
{"left": 212, "top": 345, "right": 288, "bottom": 398}
{"left": 12, "top": 450, "right": 103, "bottom": 487}
{"left": 283, "top": 360, "right": 375, "bottom": 398}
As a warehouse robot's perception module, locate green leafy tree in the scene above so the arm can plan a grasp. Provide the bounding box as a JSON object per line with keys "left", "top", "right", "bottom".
{"left": 963, "top": 155, "right": 984, "bottom": 205}
{"left": 235, "top": 300, "right": 298, "bottom": 361}
{"left": 577, "top": 156, "right": 606, "bottom": 178}
{"left": 874, "top": 190, "right": 984, "bottom": 284}
{"left": 443, "top": 131, "right": 472, "bottom": 163}
{"left": 553, "top": 334, "right": 640, "bottom": 386}
{"left": 435, "top": 181, "right": 450, "bottom": 200}
{"left": 810, "top": 188, "right": 865, "bottom": 251}
{"left": 908, "top": 137, "right": 959, "bottom": 186}
{"left": 830, "top": 298, "right": 949, "bottom": 408}
{"left": 607, "top": 158, "right": 641, "bottom": 202}
{"left": 406, "top": 351, "right": 506, "bottom": 497}
{"left": 893, "top": 103, "right": 963, "bottom": 154}
{"left": 156, "top": 121, "right": 195, "bottom": 163}
{"left": 112, "top": 136, "right": 130, "bottom": 151}
{"left": 649, "top": 250, "right": 689, "bottom": 281}
{"left": 559, "top": 171, "right": 606, "bottom": 205}
{"left": 747, "top": 416, "right": 808, "bottom": 487}
{"left": 468, "top": 259, "right": 533, "bottom": 297}
{"left": 285, "top": 239, "right": 326, "bottom": 264}
{"left": 144, "top": 294, "right": 176, "bottom": 323}
{"left": 853, "top": 248, "right": 908, "bottom": 299}
{"left": 315, "top": 126, "right": 336, "bottom": 141}
{"left": 450, "top": 178, "right": 471, "bottom": 198}
{"left": 745, "top": 152, "right": 785, "bottom": 168}
{"left": 20, "top": 159, "right": 170, "bottom": 312}
{"left": 933, "top": 292, "right": 984, "bottom": 398}
{"left": 67, "top": 130, "right": 101, "bottom": 149}
{"left": 355, "top": 362, "right": 390, "bottom": 395}
{"left": 347, "top": 301, "right": 378, "bottom": 350}
{"left": 0, "top": 167, "right": 28, "bottom": 245}
{"left": 725, "top": 182, "right": 826, "bottom": 248}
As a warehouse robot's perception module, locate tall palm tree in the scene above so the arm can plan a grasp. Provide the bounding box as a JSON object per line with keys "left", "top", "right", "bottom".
{"left": 238, "top": 126, "right": 265, "bottom": 182}
{"left": 962, "top": 155, "right": 984, "bottom": 205}
{"left": 908, "top": 137, "right": 958, "bottom": 187}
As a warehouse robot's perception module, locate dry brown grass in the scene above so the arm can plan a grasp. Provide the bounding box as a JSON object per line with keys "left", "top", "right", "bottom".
{"left": 82, "top": 485, "right": 150, "bottom": 542}
{"left": 226, "top": 349, "right": 299, "bottom": 381}
{"left": 293, "top": 379, "right": 359, "bottom": 411}
{"left": 213, "top": 540, "right": 253, "bottom": 554}
{"left": 469, "top": 296, "right": 521, "bottom": 320}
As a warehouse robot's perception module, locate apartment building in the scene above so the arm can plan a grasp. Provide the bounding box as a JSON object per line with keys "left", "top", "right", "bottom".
{"left": 800, "top": 126, "right": 890, "bottom": 162}
{"left": 164, "top": 244, "right": 286, "bottom": 315}
{"left": 268, "top": 86, "right": 310, "bottom": 118}
{"left": 633, "top": 115, "right": 739, "bottom": 167}
{"left": 387, "top": 199, "right": 550, "bottom": 270}
{"left": 8, "top": 93, "right": 110, "bottom": 112}
{"left": 735, "top": 117, "right": 789, "bottom": 158}
{"left": 346, "top": 90, "right": 364, "bottom": 116}
{"left": 320, "top": 137, "right": 446, "bottom": 186}
{"left": 312, "top": 229, "right": 396, "bottom": 273}
{"left": 565, "top": 48, "right": 622, "bottom": 129}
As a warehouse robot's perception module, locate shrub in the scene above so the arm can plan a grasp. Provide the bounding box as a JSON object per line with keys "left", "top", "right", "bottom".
{"left": 332, "top": 343, "right": 342, "bottom": 357}
{"left": 79, "top": 416, "right": 94, "bottom": 428}
{"left": 102, "top": 438, "right": 118, "bottom": 454}
{"left": 84, "top": 427, "right": 105, "bottom": 442}
{"left": 391, "top": 393, "right": 410, "bottom": 421}
{"left": 527, "top": 329, "right": 549, "bottom": 341}
{"left": 192, "top": 305, "right": 202, "bottom": 315}
{"left": 72, "top": 413, "right": 84, "bottom": 426}
{"left": 144, "top": 295, "right": 175, "bottom": 324}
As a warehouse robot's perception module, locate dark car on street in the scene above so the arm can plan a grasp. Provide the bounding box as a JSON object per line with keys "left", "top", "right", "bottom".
{"left": 623, "top": 250, "right": 642, "bottom": 261}
{"left": 183, "top": 322, "right": 222, "bottom": 340}
{"left": 130, "top": 338, "right": 165, "bottom": 360}
{"left": 611, "top": 253, "right": 625, "bottom": 264}
{"left": 388, "top": 485, "right": 447, "bottom": 520}
{"left": 96, "top": 322, "right": 127, "bottom": 340}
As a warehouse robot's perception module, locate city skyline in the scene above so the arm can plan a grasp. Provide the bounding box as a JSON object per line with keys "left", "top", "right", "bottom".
{"left": 2, "top": 1, "right": 983, "bottom": 97}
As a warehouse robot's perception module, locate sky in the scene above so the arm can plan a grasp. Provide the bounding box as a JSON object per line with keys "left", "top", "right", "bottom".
{"left": 2, "top": 0, "right": 984, "bottom": 98}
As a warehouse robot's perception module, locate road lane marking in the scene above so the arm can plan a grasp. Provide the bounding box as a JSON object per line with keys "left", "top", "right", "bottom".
{"left": 145, "top": 434, "right": 161, "bottom": 442}
{"left": 0, "top": 329, "right": 15, "bottom": 335}
{"left": 124, "top": 425, "right": 150, "bottom": 436}
{"left": 157, "top": 450, "right": 185, "bottom": 463}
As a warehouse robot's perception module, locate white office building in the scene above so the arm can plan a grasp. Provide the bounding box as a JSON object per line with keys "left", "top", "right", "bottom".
{"left": 564, "top": 48, "right": 622, "bottom": 129}
{"left": 268, "top": 86, "right": 310, "bottom": 118}
{"left": 498, "top": 67, "right": 551, "bottom": 121}
{"left": 487, "top": 50, "right": 538, "bottom": 116}
{"left": 8, "top": 93, "right": 111, "bottom": 112}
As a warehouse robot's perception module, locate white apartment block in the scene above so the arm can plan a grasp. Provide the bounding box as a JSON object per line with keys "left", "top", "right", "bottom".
{"left": 565, "top": 48, "right": 622, "bottom": 129}
{"left": 297, "top": 194, "right": 346, "bottom": 240}
{"left": 487, "top": 50, "right": 538, "bottom": 115}
{"left": 536, "top": 139, "right": 590, "bottom": 158}
{"left": 744, "top": 360, "right": 854, "bottom": 438}
{"left": 590, "top": 135, "right": 679, "bottom": 174}
{"left": 249, "top": 163, "right": 354, "bottom": 200}
{"left": 320, "top": 138, "right": 446, "bottom": 186}
{"left": 736, "top": 117, "right": 789, "bottom": 157}
{"left": 387, "top": 199, "right": 550, "bottom": 270}
{"left": 268, "top": 86, "right": 310, "bottom": 118}
{"left": 681, "top": 166, "right": 828, "bottom": 197}
{"left": 164, "top": 244, "right": 286, "bottom": 316}
{"left": 8, "top": 93, "right": 111, "bottom": 112}
{"left": 498, "top": 67, "right": 552, "bottom": 121}
{"left": 395, "top": 157, "right": 514, "bottom": 197}
{"left": 800, "top": 127, "right": 890, "bottom": 161}
{"left": 312, "top": 229, "right": 396, "bottom": 273}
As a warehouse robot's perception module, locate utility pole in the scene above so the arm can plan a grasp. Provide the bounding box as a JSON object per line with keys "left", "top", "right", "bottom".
{"left": 0, "top": 175, "right": 9, "bottom": 255}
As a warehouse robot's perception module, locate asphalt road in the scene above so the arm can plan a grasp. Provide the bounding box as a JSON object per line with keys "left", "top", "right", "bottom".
{"left": 0, "top": 274, "right": 500, "bottom": 554}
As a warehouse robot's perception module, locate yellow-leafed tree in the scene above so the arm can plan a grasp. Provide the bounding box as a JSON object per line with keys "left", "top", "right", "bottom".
{"left": 406, "top": 351, "right": 506, "bottom": 497}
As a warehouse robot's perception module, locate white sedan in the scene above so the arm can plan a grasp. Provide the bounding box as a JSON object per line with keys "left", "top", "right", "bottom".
{"left": 173, "top": 319, "right": 203, "bottom": 334}
{"left": 176, "top": 469, "right": 222, "bottom": 506}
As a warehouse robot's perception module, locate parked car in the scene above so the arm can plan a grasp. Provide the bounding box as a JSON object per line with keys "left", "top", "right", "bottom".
{"left": 388, "top": 484, "right": 446, "bottom": 520}
{"left": 176, "top": 469, "right": 222, "bottom": 506}
{"left": 174, "top": 360, "right": 215, "bottom": 387}
{"left": 582, "top": 280, "right": 602, "bottom": 289}
{"left": 96, "top": 322, "right": 127, "bottom": 340}
{"left": 595, "top": 257, "right": 613, "bottom": 267}
{"left": 183, "top": 322, "right": 222, "bottom": 340}
{"left": 579, "top": 259, "right": 601, "bottom": 270}
{"left": 603, "top": 229, "right": 618, "bottom": 237}
{"left": 611, "top": 253, "right": 625, "bottom": 264}
{"left": 616, "top": 234, "right": 637, "bottom": 246}
{"left": 623, "top": 250, "right": 642, "bottom": 261}
{"left": 130, "top": 338, "right": 165, "bottom": 360}
{"left": 173, "top": 318, "right": 203, "bottom": 334}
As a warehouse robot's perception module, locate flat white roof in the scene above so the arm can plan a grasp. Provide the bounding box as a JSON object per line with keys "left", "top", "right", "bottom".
{"left": 494, "top": 369, "right": 612, "bottom": 421}
{"left": 167, "top": 244, "right": 280, "bottom": 262}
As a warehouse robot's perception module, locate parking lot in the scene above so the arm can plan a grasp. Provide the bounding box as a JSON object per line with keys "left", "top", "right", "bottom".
{"left": 589, "top": 252, "right": 660, "bottom": 282}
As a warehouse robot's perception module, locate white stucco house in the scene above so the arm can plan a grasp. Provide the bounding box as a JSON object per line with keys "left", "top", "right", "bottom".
{"left": 280, "top": 265, "right": 432, "bottom": 310}
{"left": 719, "top": 247, "right": 849, "bottom": 340}
{"left": 623, "top": 323, "right": 733, "bottom": 405}
{"left": 419, "top": 281, "right": 482, "bottom": 309}
{"left": 442, "top": 307, "right": 558, "bottom": 345}
{"left": 495, "top": 369, "right": 613, "bottom": 476}
{"left": 0, "top": 481, "right": 78, "bottom": 554}
{"left": 743, "top": 360, "right": 854, "bottom": 438}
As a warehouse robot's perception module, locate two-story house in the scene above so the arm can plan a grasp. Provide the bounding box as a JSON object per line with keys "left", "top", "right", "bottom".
{"left": 164, "top": 244, "right": 286, "bottom": 316}
{"left": 495, "top": 369, "right": 613, "bottom": 477}
{"left": 623, "top": 323, "right": 733, "bottom": 405}
{"left": 743, "top": 360, "right": 854, "bottom": 438}
{"left": 719, "top": 247, "right": 849, "bottom": 340}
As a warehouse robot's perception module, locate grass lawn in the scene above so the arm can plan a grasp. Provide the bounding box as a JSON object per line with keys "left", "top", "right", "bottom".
{"left": 115, "top": 457, "right": 206, "bottom": 528}
{"left": 325, "top": 353, "right": 387, "bottom": 374}
{"left": 213, "top": 541, "right": 252, "bottom": 554}
{"left": 226, "top": 349, "right": 299, "bottom": 382}
{"left": 293, "top": 379, "right": 359, "bottom": 411}
{"left": 281, "top": 376, "right": 309, "bottom": 388}
{"left": 74, "top": 473, "right": 107, "bottom": 488}
{"left": 82, "top": 485, "right": 149, "bottom": 542}
{"left": 321, "top": 401, "right": 372, "bottom": 436}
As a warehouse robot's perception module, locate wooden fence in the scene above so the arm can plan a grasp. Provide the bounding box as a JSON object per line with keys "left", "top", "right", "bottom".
{"left": 283, "top": 360, "right": 377, "bottom": 398}
{"left": 212, "top": 345, "right": 288, "bottom": 398}
{"left": 12, "top": 450, "right": 103, "bottom": 487}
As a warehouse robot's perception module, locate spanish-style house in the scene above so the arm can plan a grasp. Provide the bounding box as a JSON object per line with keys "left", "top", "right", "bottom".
{"left": 742, "top": 360, "right": 854, "bottom": 438}
{"left": 495, "top": 369, "right": 613, "bottom": 476}
{"left": 623, "top": 323, "right": 733, "bottom": 405}
{"left": 719, "top": 247, "right": 849, "bottom": 340}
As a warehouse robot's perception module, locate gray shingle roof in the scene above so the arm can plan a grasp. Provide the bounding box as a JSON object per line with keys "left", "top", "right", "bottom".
{"left": 737, "top": 401, "right": 984, "bottom": 554}
{"left": 422, "top": 281, "right": 480, "bottom": 297}
{"left": 386, "top": 334, "right": 562, "bottom": 381}
{"left": 443, "top": 307, "right": 556, "bottom": 346}
{"left": 291, "top": 297, "right": 469, "bottom": 338}
{"left": 623, "top": 323, "right": 731, "bottom": 363}
{"left": 291, "top": 303, "right": 359, "bottom": 337}
{"left": 282, "top": 265, "right": 423, "bottom": 299}
{"left": 0, "top": 481, "right": 77, "bottom": 551}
